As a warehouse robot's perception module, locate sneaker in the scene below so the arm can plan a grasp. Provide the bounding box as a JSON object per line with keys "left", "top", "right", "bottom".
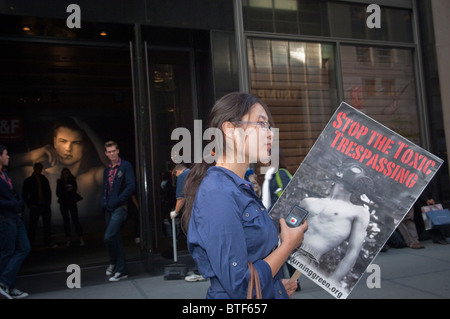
{"left": 106, "top": 264, "right": 116, "bottom": 276}
{"left": 8, "top": 288, "right": 29, "bottom": 299}
{"left": 185, "top": 273, "right": 206, "bottom": 282}
{"left": 0, "top": 284, "right": 12, "bottom": 299}
{"left": 109, "top": 272, "right": 128, "bottom": 282}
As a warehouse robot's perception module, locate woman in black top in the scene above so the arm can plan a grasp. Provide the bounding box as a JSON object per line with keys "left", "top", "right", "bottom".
{"left": 56, "top": 168, "right": 84, "bottom": 246}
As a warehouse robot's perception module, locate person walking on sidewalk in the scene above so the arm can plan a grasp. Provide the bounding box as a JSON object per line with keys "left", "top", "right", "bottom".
{"left": 170, "top": 163, "right": 205, "bottom": 283}
{"left": 101, "top": 141, "right": 136, "bottom": 282}
{"left": 0, "top": 145, "right": 31, "bottom": 299}
{"left": 182, "top": 92, "right": 307, "bottom": 298}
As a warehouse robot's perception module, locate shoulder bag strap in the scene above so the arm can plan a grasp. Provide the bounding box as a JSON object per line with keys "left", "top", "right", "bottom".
{"left": 247, "top": 262, "right": 262, "bottom": 299}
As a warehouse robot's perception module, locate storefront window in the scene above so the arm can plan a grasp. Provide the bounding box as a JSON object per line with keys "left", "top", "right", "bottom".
{"left": 328, "top": 2, "right": 413, "bottom": 43}
{"left": 1, "top": 41, "right": 138, "bottom": 273}
{"left": 243, "top": 0, "right": 413, "bottom": 43}
{"left": 340, "top": 45, "right": 420, "bottom": 144}
{"left": 248, "top": 38, "right": 338, "bottom": 172}
{"left": 243, "top": 0, "right": 329, "bottom": 36}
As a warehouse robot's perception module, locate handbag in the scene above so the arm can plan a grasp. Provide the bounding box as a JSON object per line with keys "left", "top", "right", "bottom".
{"left": 247, "top": 262, "right": 262, "bottom": 299}
{"left": 425, "top": 209, "right": 450, "bottom": 229}
{"left": 421, "top": 204, "right": 444, "bottom": 230}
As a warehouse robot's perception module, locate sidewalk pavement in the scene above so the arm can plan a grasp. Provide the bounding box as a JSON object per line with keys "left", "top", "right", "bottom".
{"left": 13, "top": 239, "right": 450, "bottom": 299}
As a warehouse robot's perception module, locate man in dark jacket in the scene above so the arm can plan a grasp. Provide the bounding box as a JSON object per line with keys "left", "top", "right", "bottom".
{"left": 22, "top": 162, "right": 53, "bottom": 247}
{"left": 0, "top": 145, "right": 31, "bottom": 299}
{"left": 101, "top": 141, "right": 136, "bottom": 282}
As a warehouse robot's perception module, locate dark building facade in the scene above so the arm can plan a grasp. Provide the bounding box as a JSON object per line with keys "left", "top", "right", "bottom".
{"left": 0, "top": 0, "right": 448, "bottom": 275}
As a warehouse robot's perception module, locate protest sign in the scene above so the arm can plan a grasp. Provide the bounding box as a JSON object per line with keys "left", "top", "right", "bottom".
{"left": 270, "top": 102, "right": 443, "bottom": 299}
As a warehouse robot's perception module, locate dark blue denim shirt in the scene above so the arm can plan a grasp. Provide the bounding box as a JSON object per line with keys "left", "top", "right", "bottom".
{"left": 188, "top": 166, "right": 288, "bottom": 299}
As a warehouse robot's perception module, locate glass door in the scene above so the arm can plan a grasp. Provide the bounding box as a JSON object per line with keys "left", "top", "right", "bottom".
{"left": 147, "top": 49, "right": 194, "bottom": 253}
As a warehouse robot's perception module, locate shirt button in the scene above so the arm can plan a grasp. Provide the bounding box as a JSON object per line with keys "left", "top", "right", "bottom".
{"left": 278, "top": 290, "right": 283, "bottom": 295}
{"left": 245, "top": 213, "right": 249, "bottom": 218}
{"left": 232, "top": 262, "right": 237, "bottom": 266}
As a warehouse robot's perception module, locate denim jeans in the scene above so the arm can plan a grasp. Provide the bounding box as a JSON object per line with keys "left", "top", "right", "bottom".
{"left": 0, "top": 215, "right": 31, "bottom": 289}
{"left": 104, "top": 206, "right": 128, "bottom": 274}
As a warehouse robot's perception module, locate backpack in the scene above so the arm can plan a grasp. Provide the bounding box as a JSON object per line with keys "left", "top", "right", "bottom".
{"left": 275, "top": 168, "right": 293, "bottom": 198}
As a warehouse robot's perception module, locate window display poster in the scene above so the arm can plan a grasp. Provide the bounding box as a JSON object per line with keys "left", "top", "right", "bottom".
{"left": 5, "top": 115, "right": 135, "bottom": 224}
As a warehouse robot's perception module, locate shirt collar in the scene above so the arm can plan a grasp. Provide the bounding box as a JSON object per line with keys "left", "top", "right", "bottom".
{"left": 209, "top": 166, "right": 255, "bottom": 190}
{"left": 109, "top": 157, "right": 122, "bottom": 169}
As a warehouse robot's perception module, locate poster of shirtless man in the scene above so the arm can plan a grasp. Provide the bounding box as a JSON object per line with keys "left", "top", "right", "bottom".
{"left": 270, "top": 102, "right": 443, "bottom": 299}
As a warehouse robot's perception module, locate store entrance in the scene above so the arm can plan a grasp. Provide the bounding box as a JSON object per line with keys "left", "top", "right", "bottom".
{"left": 2, "top": 27, "right": 213, "bottom": 276}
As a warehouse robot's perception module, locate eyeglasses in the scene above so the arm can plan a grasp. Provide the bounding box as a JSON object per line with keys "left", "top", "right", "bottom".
{"left": 234, "top": 121, "right": 272, "bottom": 131}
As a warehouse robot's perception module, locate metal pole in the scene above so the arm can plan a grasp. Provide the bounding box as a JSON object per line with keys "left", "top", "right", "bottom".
{"left": 233, "top": 0, "right": 249, "bottom": 93}
{"left": 411, "top": 0, "right": 431, "bottom": 149}
{"left": 172, "top": 220, "right": 177, "bottom": 263}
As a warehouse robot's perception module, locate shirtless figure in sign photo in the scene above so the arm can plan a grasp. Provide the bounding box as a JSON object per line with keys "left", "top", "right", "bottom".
{"left": 294, "top": 164, "right": 371, "bottom": 283}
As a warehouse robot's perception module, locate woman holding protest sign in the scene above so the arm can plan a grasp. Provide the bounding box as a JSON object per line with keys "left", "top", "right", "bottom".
{"left": 182, "top": 92, "right": 307, "bottom": 299}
